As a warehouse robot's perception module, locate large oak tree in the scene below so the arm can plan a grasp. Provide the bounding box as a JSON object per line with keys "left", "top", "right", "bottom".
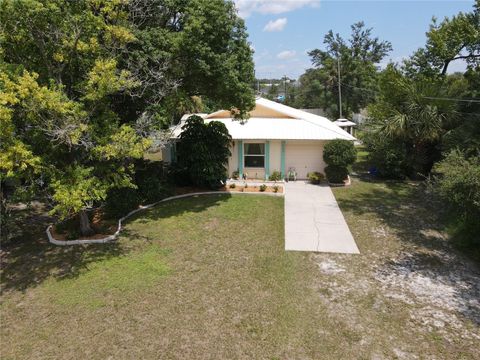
{"left": 0, "top": 0, "right": 255, "bottom": 237}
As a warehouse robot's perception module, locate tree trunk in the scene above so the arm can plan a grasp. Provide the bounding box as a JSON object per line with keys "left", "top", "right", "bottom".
{"left": 441, "top": 60, "right": 450, "bottom": 76}
{"left": 79, "top": 210, "right": 94, "bottom": 237}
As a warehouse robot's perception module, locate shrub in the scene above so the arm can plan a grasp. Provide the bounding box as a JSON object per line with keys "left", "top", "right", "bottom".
{"left": 363, "top": 134, "right": 409, "bottom": 179}
{"left": 229, "top": 183, "right": 236, "bottom": 189}
{"left": 259, "top": 184, "right": 267, "bottom": 192}
{"left": 323, "top": 140, "right": 357, "bottom": 168}
{"left": 169, "top": 165, "right": 191, "bottom": 187}
{"left": 232, "top": 170, "right": 239, "bottom": 180}
{"left": 176, "top": 116, "right": 232, "bottom": 189}
{"left": 432, "top": 150, "right": 480, "bottom": 251}
{"left": 307, "top": 172, "right": 325, "bottom": 184}
{"left": 134, "top": 160, "right": 171, "bottom": 203}
{"left": 273, "top": 185, "right": 279, "bottom": 193}
{"left": 104, "top": 187, "right": 140, "bottom": 219}
{"left": 325, "top": 166, "right": 349, "bottom": 183}
{"left": 269, "top": 171, "right": 282, "bottom": 181}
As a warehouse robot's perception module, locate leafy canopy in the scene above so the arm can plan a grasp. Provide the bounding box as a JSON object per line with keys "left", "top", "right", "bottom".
{"left": 0, "top": 0, "right": 254, "bottom": 236}
{"left": 296, "top": 22, "right": 391, "bottom": 117}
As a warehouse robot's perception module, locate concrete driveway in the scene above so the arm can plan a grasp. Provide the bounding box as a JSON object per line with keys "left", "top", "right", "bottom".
{"left": 284, "top": 181, "right": 360, "bottom": 254}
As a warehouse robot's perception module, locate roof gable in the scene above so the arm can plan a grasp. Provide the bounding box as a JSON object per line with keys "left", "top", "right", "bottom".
{"left": 175, "top": 97, "right": 356, "bottom": 141}
{"left": 205, "top": 102, "right": 294, "bottom": 119}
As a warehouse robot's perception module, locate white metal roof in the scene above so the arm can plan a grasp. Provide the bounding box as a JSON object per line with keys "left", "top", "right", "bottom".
{"left": 334, "top": 118, "right": 357, "bottom": 127}
{"left": 172, "top": 97, "right": 356, "bottom": 141}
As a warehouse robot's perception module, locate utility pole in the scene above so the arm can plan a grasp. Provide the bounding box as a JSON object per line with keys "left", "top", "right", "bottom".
{"left": 337, "top": 55, "right": 343, "bottom": 118}
{"left": 283, "top": 75, "right": 287, "bottom": 100}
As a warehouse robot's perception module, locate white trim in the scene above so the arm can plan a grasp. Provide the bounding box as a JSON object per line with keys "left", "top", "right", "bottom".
{"left": 243, "top": 142, "right": 265, "bottom": 169}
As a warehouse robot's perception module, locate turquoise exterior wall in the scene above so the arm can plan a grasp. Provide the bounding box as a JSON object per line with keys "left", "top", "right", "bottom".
{"left": 265, "top": 140, "right": 270, "bottom": 180}
{"left": 238, "top": 140, "right": 243, "bottom": 178}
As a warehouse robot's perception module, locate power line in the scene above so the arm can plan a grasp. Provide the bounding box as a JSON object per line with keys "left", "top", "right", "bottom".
{"left": 422, "top": 96, "right": 480, "bottom": 103}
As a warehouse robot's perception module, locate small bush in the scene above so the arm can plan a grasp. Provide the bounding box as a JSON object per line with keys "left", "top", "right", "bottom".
{"left": 273, "top": 185, "right": 279, "bottom": 193}
{"left": 105, "top": 187, "right": 140, "bottom": 219}
{"left": 323, "top": 140, "right": 357, "bottom": 168}
{"left": 232, "top": 170, "right": 239, "bottom": 180}
{"left": 56, "top": 216, "right": 81, "bottom": 240}
{"left": 432, "top": 150, "right": 480, "bottom": 252}
{"left": 259, "top": 184, "right": 267, "bottom": 192}
{"left": 134, "top": 159, "right": 171, "bottom": 203}
{"left": 325, "top": 166, "right": 348, "bottom": 183}
{"left": 169, "top": 165, "right": 191, "bottom": 186}
{"left": 229, "top": 183, "right": 236, "bottom": 189}
{"left": 269, "top": 171, "right": 282, "bottom": 181}
{"left": 363, "top": 134, "right": 409, "bottom": 179}
{"left": 307, "top": 172, "right": 325, "bottom": 184}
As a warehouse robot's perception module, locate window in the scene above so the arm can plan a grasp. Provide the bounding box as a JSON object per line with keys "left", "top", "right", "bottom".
{"left": 244, "top": 143, "right": 265, "bottom": 168}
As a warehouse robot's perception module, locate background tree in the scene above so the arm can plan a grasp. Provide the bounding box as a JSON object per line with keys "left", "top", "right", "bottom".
{"left": 366, "top": 65, "right": 457, "bottom": 176}
{"left": 364, "top": 2, "right": 479, "bottom": 178}
{"left": 298, "top": 22, "right": 391, "bottom": 118}
{"left": 403, "top": 1, "right": 480, "bottom": 77}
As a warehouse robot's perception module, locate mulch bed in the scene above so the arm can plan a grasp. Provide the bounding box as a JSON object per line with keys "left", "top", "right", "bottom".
{"left": 222, "top": 185, "right": 283, "bottom": 194}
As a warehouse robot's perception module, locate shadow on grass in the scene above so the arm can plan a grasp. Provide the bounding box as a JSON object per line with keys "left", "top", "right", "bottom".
{"left": 1, "top": 193, "right": 231, "bottom": 293}
{"left": 337, "top": 180, "right": 480, "bottom": 325}
{"left": 127, "top": 193, "right": 231, "bottom": 224}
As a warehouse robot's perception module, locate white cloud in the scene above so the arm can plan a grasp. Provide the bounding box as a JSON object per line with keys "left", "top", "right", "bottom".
{"left": 277, "top": 50, "right": 297, "bottom": 60}
{"left": 263, "top": 18, "right": 287, "bottom": 32}
{"left": 234, "top": 0, "right": 320, "bottom": 18}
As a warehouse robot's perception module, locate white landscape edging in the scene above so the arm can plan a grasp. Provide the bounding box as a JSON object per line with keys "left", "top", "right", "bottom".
{"left": 46, "top": 190, "right": 285, "bottom": 246}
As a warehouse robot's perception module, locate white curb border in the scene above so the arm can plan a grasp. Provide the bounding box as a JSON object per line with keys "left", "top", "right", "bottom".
{"left": 46, "top": 190, "right": 285, "bottom": 246}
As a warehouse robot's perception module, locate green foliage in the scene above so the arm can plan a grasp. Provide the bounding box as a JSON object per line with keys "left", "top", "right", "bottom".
{"left": 176, "top": 116, "right": 232, "bottom": 189}
{"left": 362, "top": 132, "right": 409, "bottom": 178}
{"left": 0, "top": 0, "right": 254, "bottom": 236}
{"left": 273, "top": 185, "right": 279, "bottom": 193}
{"left": 325, "top": 166, "right": 349, "bottom": 184}
{"left": 104, "top": 187, "right": 141, "bottom": 219}
{"left": 229, "top": 183, "right": 236, "bottom": 189}
{"left": 259, "top": 184, "right": 267, "bottom": 192}
{"left": 403, "top": 5, "right": 480, "bottom": 77}
{"left": 298, "top": 22, "right": 391, "bottom": 117}
{"left": 365, "top": 65, "right": 458, "bottom": 177}
{"left": 268, "top": 171, "right": 282, "bottom": 181}
{"left": 307, "top": 172, "right": 325, "bottom": 184}
{"left": 232, "top": 170, "right": 239, "bottom": 180}
{"left": 323, "top": 140, "right": 357, "bottom": 168}
{"left": 432, "top": 150, "right": 480, "bottom": 249}
{"left": 134, "top": 161, "right": 171, "bottom": 203}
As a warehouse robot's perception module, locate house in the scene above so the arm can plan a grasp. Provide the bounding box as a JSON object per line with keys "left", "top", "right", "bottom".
{"left": 163, "top": 97, "right": 355, "bottom": 180}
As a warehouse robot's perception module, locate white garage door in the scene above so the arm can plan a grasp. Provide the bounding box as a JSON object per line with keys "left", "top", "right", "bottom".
{"left": 285, "top": 142, "right": 325, "bottom": 179}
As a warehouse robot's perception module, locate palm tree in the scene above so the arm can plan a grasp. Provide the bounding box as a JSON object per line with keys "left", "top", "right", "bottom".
{"left": 371, "top": 73, "right": 457, "bottom": 176}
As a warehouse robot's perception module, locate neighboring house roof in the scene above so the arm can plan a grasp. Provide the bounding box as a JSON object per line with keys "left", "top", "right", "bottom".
{"left": 334, "top": 118, "right": 357, "bottom": 127}
{"left": 171, "top": 97, "right": 355, "bottom": 141}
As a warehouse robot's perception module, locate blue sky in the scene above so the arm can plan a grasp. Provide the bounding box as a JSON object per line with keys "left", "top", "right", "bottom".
{"left": 234, "top": 0, "right": 475, "bottom": 79}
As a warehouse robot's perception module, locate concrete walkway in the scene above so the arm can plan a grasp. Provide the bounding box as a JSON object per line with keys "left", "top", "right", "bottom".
{"left": 284, "top": 181, "right": 360, "bottom": 254}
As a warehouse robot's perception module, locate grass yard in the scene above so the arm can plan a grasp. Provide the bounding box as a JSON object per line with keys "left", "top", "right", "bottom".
{"left": 2, "top": 184, "right": 479, "bottom": 358}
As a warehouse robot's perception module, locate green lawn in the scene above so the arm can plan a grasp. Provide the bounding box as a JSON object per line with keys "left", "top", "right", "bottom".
{"left": 1, "top": 187, "right": 479, "bottom": 358}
